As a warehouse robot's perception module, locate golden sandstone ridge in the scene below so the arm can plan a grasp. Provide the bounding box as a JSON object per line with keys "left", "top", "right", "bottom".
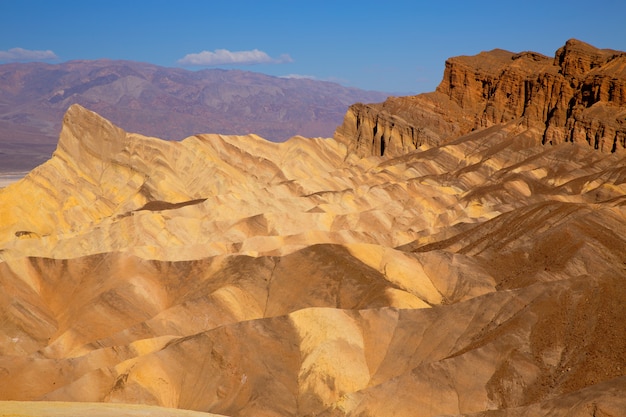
{"left": 1, "top": 40, "right": 626, "bottom": 417}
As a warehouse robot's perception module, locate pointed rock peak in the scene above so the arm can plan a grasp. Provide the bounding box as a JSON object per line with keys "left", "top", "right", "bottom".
{"left": 57, "top": 104, "right": 128, "bottom": 163}
{"left": 555, "top": 38, "right": 618, "bottom": 77}
{"left": 563, "top": 38, "right": 595, "bottom": 49}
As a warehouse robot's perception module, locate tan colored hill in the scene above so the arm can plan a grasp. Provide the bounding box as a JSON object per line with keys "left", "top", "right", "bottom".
{"left": 1, "top": 102, "right": 625, "bottom": 416}
{"left": 0, "top": 401, "right": 224, "bottom": 417}
{"left": 1, "top": 39, "right": 626, "bottom": 417}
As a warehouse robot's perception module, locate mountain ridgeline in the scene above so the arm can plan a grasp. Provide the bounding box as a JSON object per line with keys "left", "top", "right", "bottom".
{"left": 0, "top": 60, "right": 389, "bottom": 171}
{"left": 1, "top": 39, "right": 626, "bottom": 417}
{"left": 335, "top": 39, "right": 626, "bottom": 157}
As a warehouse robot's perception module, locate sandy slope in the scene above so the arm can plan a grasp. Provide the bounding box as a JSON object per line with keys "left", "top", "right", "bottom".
{"left": 0, "top": 106, "right": 625, "bottom": 416}
{"left": 0, "top": 401, "right": 223, "bottom": 417}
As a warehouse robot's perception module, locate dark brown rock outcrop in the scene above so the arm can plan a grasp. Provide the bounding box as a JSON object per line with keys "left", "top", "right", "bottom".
{"left": 335, "top": 39, "right": 626, "bottom": 157}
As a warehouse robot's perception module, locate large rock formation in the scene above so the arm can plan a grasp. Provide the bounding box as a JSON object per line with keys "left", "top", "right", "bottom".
{"left": 1, "top": 103, "right": 626, "bottom": 416}
{"left": 0, "top": 60, "right": 389, "bottom": 173}
{"left": 335, "top": 39, "right": 626, "bottom": 156}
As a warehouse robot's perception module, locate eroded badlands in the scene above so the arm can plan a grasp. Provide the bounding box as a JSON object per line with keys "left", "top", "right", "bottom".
{"left": 1, "top": 39, "right": 626, "bottom": 417}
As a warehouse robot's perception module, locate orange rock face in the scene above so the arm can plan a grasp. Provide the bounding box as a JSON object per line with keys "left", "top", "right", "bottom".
{"left": 2, "top": 42, "right": 626, "bottom": 417}
{"left": 335, "top": 39, "right": 626, "bottom": 157}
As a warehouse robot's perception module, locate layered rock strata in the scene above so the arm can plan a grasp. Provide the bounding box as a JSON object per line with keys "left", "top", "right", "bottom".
{"left": 335, "top": 39, "right": 626, "bottom": 157}
{"left": 1, "top": 105, "right": 625, "bottom": 416}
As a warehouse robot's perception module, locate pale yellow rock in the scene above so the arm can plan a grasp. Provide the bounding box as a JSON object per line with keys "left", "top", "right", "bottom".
{"left": 6, "top": 105, "right": 624, "bottom": 263}
{"left": 290, "top": 308, "right": 371, "bottom": 414}
{"left": 1, "top": 104, "right": 626, "bottom": 417}
{"left": 344, "top": 243, "right": 442, "bottom": 305}
{"left": 0, "top": 401, "right": 224, "bottom": 417}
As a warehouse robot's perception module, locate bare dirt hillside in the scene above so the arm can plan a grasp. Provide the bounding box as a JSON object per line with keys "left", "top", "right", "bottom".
{"left": 1, "top": 39, "right": 626, "bottom": 416}
{"left": 1, "top": 102, "right": 625, "bottom": 416}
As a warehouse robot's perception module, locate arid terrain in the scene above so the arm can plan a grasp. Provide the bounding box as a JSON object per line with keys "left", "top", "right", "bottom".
{"left": 0, "top": 39, "right": 625, "bottom": 417}
{"left": 0, "top": 60, "right": 389, "bottom": 173}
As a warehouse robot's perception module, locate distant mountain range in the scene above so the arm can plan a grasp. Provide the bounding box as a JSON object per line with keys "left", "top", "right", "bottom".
{"left": 2, "top": 39, "right": 626, "bottom": 416}
{"left": 0, "top": 60, "right": 389, "bottom": 171}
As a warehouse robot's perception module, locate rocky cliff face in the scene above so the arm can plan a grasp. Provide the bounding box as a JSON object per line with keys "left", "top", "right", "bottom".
{"left": 2, "top": 104, "right": 626, "bottom": 417}
{"left": 335, "top": 39, "right": 626, "bottom": 157}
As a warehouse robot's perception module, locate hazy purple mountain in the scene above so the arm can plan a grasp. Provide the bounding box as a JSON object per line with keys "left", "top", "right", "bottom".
{"left": 0, "top": 60, "right": 389, "bottom": 171}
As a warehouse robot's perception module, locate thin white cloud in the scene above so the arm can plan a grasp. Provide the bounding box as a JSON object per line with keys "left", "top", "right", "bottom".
{"left": 178, "top": 49, "right": 292, "bottom": 66}
{"left": 279, "top": 74, "right": 317, "bottom": 80}
{"left": 0, "top": 47, "right": 58, "bottom": 62}
{"left": 279, "top": 74, "right": 348, "bottom": 85}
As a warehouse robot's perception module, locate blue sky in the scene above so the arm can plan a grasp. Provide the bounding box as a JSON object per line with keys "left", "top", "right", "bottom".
{"left": 1, "top": 0, "right": 625, "bottom": 94}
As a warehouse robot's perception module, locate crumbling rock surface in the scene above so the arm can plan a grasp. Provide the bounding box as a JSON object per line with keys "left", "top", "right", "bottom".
{"left": 335, "top": 39, "right": 626, "bottom": 157}
{"left": 1, "top": 103, "right": 625, "bottom": 416}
